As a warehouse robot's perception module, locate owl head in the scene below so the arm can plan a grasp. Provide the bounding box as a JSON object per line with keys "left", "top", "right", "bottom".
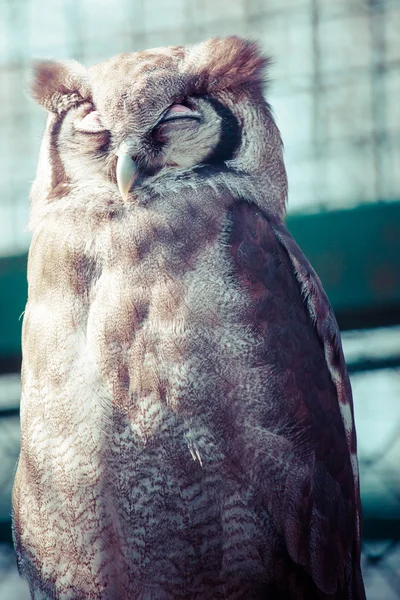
{"left": 30, "top": 37, "right": 287, "bottom": 219}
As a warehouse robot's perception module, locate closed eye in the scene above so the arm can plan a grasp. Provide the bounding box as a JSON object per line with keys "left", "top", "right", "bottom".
{"left": 74, "top": 108, "right": 108, "bottom": 133}
{"left": 158, "top": 103, "right": 201, "bottom": 124}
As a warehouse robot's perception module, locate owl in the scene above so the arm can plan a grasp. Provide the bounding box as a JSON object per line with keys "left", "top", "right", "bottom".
{"left": 12, "top": 37, "right": 366, "bottom": 599}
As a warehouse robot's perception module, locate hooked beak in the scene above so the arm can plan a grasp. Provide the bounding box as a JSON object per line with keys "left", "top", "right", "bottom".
{"left": 116, "top": 149, "right": 139, "bottom": 200}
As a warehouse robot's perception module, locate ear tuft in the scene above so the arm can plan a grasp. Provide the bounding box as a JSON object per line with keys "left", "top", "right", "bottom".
{"left": 186, "top": 36, "right": 271, "bottom": 94}
{"left": 30, "top": 60, "right": 91, "bottom": 114}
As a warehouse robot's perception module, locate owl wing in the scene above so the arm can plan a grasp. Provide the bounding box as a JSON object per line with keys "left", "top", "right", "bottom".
{"left": 230, "top": 202, "right": 365, "bottom": 599}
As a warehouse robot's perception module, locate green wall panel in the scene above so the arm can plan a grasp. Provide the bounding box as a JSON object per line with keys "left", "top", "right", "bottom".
{"left": 0, "top": 254, "right": 28, "bottom": 357}
{"left": 287, "top": 202, "right": 400, "bottom": 315}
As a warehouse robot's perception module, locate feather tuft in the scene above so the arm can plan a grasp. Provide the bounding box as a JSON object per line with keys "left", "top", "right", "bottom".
{"left": 185, "top": 36, "right": 271, "bottom": 93}
{"left": 30, "top": 59, "right": 90, "bottom": 114}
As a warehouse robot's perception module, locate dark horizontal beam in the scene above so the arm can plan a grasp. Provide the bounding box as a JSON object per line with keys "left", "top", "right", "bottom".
{"left": 362, "top": 518, "right": 400, "bottom": 541}
{"left": 0, "top": 520, "right": 13, "bottom": 545}
{"left": 0, "top": 355, "right": 21, "bottom": 375}
{"left": 0, "top": 406, "right": 19, "bottom": 418}
{"left": 346, "top": 355, "right": 400, "bottom": 374}
{"left": 334, "top": 305, "right": 400, "bottom": 332}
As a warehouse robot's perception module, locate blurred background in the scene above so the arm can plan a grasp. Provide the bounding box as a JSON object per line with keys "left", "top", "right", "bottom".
{"left": 0, "top": 0, "right": 399, "bottom": 598}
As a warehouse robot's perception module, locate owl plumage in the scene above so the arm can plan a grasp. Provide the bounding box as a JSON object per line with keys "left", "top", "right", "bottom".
{"left": 13, "top": 37, "right": 365, "bottom": 599}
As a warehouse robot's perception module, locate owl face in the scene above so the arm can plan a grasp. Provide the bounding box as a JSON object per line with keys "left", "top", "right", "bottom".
{"left": 31, "top": 37, "right": 287, "bottom": 217}
{"left": 58, "top": 76, "right": 230, "bottom": 198}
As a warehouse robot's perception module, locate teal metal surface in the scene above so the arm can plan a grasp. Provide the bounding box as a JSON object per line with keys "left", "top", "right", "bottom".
{"left": 287, "top": 202, "right": 400, "bottom": 316}
{"left": 0, "top": 254, "right": 27, "bottom": 358}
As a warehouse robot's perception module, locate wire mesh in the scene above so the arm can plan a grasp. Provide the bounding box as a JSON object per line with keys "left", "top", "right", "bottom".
{"left": 0, "top": 0, "right": 399, "bottom": 597}
{"left": 0, "top": 0, "right": 400, "bottom": 255}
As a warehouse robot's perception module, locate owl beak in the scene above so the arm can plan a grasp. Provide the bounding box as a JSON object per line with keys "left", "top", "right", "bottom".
{"left": 116, "top": 152, "right": 139, "bottom": 200}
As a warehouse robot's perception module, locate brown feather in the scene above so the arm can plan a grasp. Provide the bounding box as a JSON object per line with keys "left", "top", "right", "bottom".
{"left": 187, "top": 36, "right": 270, "bottom": 93}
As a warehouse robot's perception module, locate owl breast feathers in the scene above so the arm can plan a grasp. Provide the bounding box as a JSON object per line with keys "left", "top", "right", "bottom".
{"left": 12, "top": 37, "right": 365, "bottom": 599}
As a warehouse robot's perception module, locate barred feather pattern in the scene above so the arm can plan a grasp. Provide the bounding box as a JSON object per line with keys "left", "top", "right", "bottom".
{"left": 13, "top": 36, "right": 365, "bottom": 600}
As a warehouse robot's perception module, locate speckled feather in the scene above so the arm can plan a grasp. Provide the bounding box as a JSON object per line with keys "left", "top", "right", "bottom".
{"left": 13, "top": 37, "right": 365, "bottom": 599}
